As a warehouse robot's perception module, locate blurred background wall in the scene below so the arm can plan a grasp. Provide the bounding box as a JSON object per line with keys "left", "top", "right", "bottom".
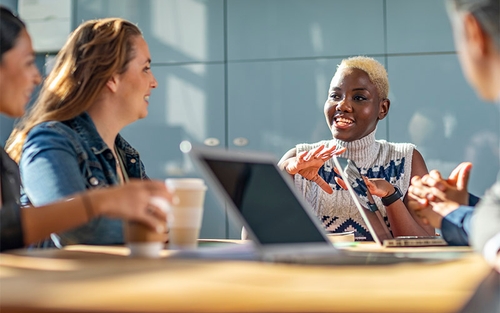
{"left": 1, "top": 0, "right": 498, "bottom": 239}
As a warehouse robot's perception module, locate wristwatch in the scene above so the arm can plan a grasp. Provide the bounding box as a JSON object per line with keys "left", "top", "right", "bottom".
{"left": 381, "top": 186, "right": 403, "bottom": 206}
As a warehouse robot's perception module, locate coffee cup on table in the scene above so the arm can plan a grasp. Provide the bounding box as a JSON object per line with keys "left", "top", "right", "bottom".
{"left": 165, "top": 178, "right": 207, "bottom": 250}
{"left": 124, "top": 219, "right": 166, "bottom": 259}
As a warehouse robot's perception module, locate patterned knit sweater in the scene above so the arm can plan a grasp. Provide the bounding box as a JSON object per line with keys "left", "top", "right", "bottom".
{"left": 294, "top": 130, "right": 415, "bottom": 241}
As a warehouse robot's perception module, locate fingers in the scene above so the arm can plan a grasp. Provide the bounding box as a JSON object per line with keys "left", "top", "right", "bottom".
{"left": 421, "top": 172, "right": 446, "bottom": 192}
{"left": 333, "top": 166, "right": 340, "bottom": 175}
{"left": 312, "top": 175, "right": 333, "bottom": 194}
{"left": 132, "top": 179, "right": 174, "bottom": 203}
{"left": 332, "top": 146, "right": 347, "bottom": 156}
{"left": 297, "top": 150, "right": 308, "bottom": 162}
{"left": 304, "top": 145, "right": 346, "bottom": 161}
{"left": 138, "top": 207, "right": 167, "bottom": 233}
{"left": 304, "top": 145, "right": 326, "bottom": 161}
{"left": 456, "top": 162, "right": 472, "bottom": 191}
{"left": 448, "top": 162, "right": 470, "bottom": 183}
{"left": 408, "top": 185, "right": 430, "bottom": 205}
{"left": 334, "top": 177, "right": 347, "bottom": 190}
{"left": 362, "top": 176, "right": 374, "bottom": 189}
{"left": 411, "top": 174, "right": 443, "bottom": 201}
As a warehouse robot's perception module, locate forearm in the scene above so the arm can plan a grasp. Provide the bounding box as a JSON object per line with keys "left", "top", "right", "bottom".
{"left": 385, "top": 200, "right": 435, "bottom": 237}
{"left": 21, "top": 196, "right": 88, "bottom": 245}
{"left": 21, "top": 192, "right": 113, "bottom": 245}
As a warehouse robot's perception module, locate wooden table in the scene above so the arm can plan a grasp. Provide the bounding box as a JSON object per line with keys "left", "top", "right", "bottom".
{"left": 0, "top": 242, "right": 495, "bottom": 313}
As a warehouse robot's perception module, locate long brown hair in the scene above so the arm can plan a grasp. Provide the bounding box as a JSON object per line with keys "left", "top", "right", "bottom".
{"left": 6, "top": 18, "right": 142, "bottom": 162}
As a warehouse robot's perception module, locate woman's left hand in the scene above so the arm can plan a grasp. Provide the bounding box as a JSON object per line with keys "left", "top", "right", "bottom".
{"left": 362, "top": 176, "right": 396, "bottom": 198}
{"left": 284, "top": 144, "right": 345, "bottom": 194}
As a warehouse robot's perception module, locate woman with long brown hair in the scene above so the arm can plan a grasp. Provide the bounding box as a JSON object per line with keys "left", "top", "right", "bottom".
{"left": 0, "top": 6, "right": 171, "bottom": 251}
{"left": 6, "top": 15, "right": 161, "bottom": 247}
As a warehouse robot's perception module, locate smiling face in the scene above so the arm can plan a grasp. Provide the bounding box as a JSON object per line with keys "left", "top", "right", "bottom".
{"left": 324, "top": 67, "right": 389, "bottom": 142}
{"left": 114, "top": 35, "right": 158, "bottom": 123}
{"left": 0, "top": 29, "right": 42, "bottom": 117}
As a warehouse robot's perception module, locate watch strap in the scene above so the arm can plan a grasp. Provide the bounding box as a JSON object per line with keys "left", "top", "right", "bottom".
{"left": 381, "top": 186, "right": 403, "bottom": 206}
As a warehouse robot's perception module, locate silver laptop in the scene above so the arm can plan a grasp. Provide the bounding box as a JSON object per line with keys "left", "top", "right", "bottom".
{"left": 331, "top": 156, "right": 448, "bottom": 247}
{"left": 187, "top": 146, "right": 460, "bottom": 265}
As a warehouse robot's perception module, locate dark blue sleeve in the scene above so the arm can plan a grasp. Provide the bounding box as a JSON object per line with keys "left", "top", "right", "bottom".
{"left": 468, "top": 193, "right": 480, "bottom": 206}
{"left": 440, "top": 206, "right": 474, "bottom": 246}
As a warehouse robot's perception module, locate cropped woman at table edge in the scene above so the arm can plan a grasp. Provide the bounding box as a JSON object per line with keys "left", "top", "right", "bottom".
{"left": 408, "top": 0, "right": 500, "bottom": 269}
{"left": 0, "top": 6, "right": 171, "bottom": 252}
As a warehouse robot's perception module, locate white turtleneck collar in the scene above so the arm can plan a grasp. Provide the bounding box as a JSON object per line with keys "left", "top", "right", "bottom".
{"left": 332, "top": 129, "right": 379, "bottom": 166}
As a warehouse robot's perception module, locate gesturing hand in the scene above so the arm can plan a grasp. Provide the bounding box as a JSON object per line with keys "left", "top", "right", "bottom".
{"left": 407, "top": 162, "right": 472, "bottom": 227}
{"left": 334, "top": 173, "right": 395, "bottom": 198}
{"left": 284, "top": 144, "right": 346, "bottom": 194}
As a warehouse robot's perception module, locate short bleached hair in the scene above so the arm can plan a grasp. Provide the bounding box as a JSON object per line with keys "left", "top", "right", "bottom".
{"left": 336, "top": 56, "right": 389, "bottom": 99}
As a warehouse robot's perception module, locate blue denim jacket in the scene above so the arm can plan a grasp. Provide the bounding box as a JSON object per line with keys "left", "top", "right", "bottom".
{"left": 20, "top": 112, "right": 147, "bottom": 247}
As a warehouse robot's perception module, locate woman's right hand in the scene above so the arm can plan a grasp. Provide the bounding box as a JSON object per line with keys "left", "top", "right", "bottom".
{"left": 88, "top": 180, "right": 173, "bottom": 233}
{"left": 281, "top": 145, "right": 346, "bottom": 194}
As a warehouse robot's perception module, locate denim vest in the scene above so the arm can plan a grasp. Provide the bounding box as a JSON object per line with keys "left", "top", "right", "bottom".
{"left": 20, "top": 112, "right": 147, "bottom": 247}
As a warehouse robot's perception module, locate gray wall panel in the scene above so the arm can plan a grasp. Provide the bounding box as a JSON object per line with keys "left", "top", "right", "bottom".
{"left": 227, "top": 0, "right": 385, "bottom": 60}
{"left": 386, "top": 0, "right": 455, "bottom": 53}
{"left": 75, "top": 0, "right": 225, "bottom": 63}
{"left": 388, "top": 54, "right": 499, "bottom": 197}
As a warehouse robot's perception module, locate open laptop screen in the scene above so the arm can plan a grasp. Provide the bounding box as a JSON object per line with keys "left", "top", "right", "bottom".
{"left": 204, "top": 158, "right": 327, "bottom": 245}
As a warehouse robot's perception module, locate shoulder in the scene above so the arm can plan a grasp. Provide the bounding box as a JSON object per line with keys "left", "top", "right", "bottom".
{"left": 27, "top": 121, "right": 79, "bottom": 141}
{"left": 22, "top": 121, "right": 81, "bottom": 159}
{"left": 410, "top": 148, "right": 428, "bottom": 177}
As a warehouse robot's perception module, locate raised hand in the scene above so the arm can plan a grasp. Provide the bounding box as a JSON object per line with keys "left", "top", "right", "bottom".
{"left": 283, "top": 144, "right": 346, "bottom": 194}
{"left": 362, "top": 176, "right": 397, "bottom": 198}
{"left": 407, "top": 162, "right": 472, "bottom": 227}
{"left": 408, "top": 162, "right": 472, "bottom": 206}
{"left": 333, "top": 172, "right": 394, "bottom": 198}
{"left": 407, "top": 198, "right": 446, "bottom": 228}
{"left": 422, "top": 162, "right": 472, "bottom": 205}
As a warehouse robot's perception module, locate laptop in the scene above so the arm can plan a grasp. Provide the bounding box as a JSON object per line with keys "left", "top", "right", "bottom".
{"left": 186, "top": 146, "right": 461, "bottom": 265}
{"left": 331, "top": 156, "right": 448, "bottom": 248}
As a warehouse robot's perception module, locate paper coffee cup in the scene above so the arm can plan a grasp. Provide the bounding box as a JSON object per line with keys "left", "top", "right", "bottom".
{"left": 124, "top": 201, "right": 168, "bottom": 258}
{"left": 165, "top": 178, "right": 207, "bottom": 250}
{"left": 327, "top": 231, "right": 356, "bottom": 243}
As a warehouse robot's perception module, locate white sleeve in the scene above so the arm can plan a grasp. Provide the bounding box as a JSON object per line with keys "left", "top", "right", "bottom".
{"left": 483, "top": 232, "right": 500, "bottom": 265}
